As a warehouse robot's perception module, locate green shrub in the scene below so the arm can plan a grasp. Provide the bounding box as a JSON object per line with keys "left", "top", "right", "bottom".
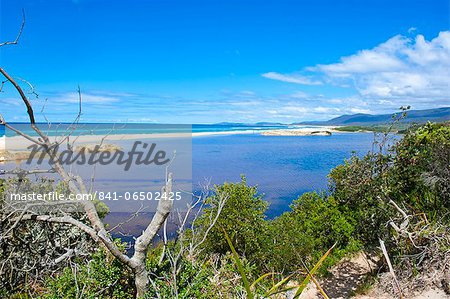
{"left": 328, "top": 122, "right": 450, "bottom": 248}
{"left": 4, "top": 122, "right": 449, "bottom": 298}
{"left": 194, "top": 176, "right": 268, "bottom": 263}
{"left": 264, "top": 192, "right": 360, "bottom": 273}
{"left": 145, "top": 244, "right": 217, "bottom": 298}
{"left": 328, "top": 154, "right": 394, "bottom": 244}
{"left": 391, "top": 122, "right": 450, "bottom": 215}
{"left": 42, "top": 249, "right": 134, "bottom": 299}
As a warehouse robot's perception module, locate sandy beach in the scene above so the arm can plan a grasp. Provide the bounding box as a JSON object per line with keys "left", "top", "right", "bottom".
{"left": 0, "top": 126, "right": 342, "bottom": 151}
{"left": 0, "top": 136, "right": 5, "bottom": 151}
{"left": 260, "top": 126, "right": 338, "bottom": 136}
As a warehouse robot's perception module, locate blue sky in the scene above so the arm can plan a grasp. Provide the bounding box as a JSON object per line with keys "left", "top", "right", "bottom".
{"left": 0, "top": 0, "right": 449, "bottom": 123}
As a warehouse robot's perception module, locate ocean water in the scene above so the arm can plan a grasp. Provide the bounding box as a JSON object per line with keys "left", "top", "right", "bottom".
{"left": 0, "top": 123, "right": 290, "bottom": 137}
{"left": 193, "top": 132, "right": 375, "bottom": 217}
{"left": 101, "top": 131, "right": 376, "bottom": 236}
{"left": 1, "top": 123, "right": 376, "bottom": 218}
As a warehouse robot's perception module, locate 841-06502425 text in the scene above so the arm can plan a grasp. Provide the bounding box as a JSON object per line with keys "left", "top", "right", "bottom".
{"left": 8, "top": 191, "right": 182, "bottom": 202}
{"left": 96, "top": 191, "right": 182, "bottom": 201}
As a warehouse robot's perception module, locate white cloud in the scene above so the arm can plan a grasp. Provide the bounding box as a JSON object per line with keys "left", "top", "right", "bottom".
{"left": 318, "top": 31, "right": 450, "bottom": 102}
{"left": 312, "top": 106, "right": 341, "bottom": 113}
{"left": 239, "top": 90, "right": 256, "bottom": 96}
{"left": 289, "top": 91, "right": 309, "bottom": 99}
{"left": 0, "top": 98, "right": 23, "bottom": 107}
{"left": 262, "top": 72, "right": 322, "bottom": 85}
{"left": 349, "top": 108, "right": 371, "bottom": 114}
{"left": 53, "top": 92, "right": 121, "bottom": 104}
{"left": 408, "top": 27, "right": 417, "bottom": 34}
{"left": 263, "top": 31, "right": 450, "bottom": 111}
{"left": 282, "top": 106, "right": 308, "bottom": 113}
{"left": 315, "top": 35, "right": 407, "bottom": 74}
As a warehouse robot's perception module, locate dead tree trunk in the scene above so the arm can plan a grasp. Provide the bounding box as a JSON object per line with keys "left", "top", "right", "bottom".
{"left": 0, "top": 62, "right": 175, "bottom": 298}
{"left": 130, "top": 174, "right": 174, "bottom": 297}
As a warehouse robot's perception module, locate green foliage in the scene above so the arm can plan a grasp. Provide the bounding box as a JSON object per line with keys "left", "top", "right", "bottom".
{"left": 47, "top": 121, "right": 450, "bottom": 297}
{"left": 328, "top": 154, "right": 394, "bottom": 244}
{"left": 0, "top": 176, "right": 110, "bottom": 294}
{"left": 4, "top": 121, "right": 449, "bottom": 298}
{"left": 264, "top": 192, "right": 360, "bottom": 273}
{"left": 0, "top": 178, "right": 6, "bottom": 198}
{"left": 224, "top": 228, "right": 335, "bottom": 299}
{"left": 223, "top": 229, "right": 253, "bottom": 298}
{"left": 334, "top": 123, "right": 411, "bottom": 133}
{"left": 334, "top": 125, "right": 389, "bottom": 132}
{"left": 293, "top": 244, "right": 335, "bottom": 299}
{"left": 94, "top": 199, "right": 110, "bottom": 219}
{"left": 195, "top": 182, "right": 360, "bottom": 278}
{"left": 195, "top": 176, "right": 268, "bottom": 261}
{"left": 391, "top": 122, "right": 450, "bottom": 214}
{"left": 145, "top": 245, "right": 216, "bottom": 298}
{"left": 41, "top": 250, "right": 134, "bottom": 299}
{"left": 329, "top": 121, "right": 450, "bottom": 248}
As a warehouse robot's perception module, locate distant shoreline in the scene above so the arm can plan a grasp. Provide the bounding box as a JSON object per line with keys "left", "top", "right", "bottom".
{"left": 0, "top": 126, "right": 353, "bottom": 152}
{"left": 260, "top": 127, "right": 338, "bottom": 136}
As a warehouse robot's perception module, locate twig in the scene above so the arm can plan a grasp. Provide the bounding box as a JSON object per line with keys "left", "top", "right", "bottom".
{"left": 0, "top": 68, "right": 35, "bottom": 124}
{"left": 0, "top": 9, "right": 25, "bottom": 47}
{"left": 379, "top": 239, "right": 403, "bottom": 299}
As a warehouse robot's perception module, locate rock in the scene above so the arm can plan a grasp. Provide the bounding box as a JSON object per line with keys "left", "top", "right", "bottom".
{"left": 310, "top": 131, "right": 332, "bottom": 136}
{"left": 261, "top": 130, "right": 333, "bottom": 136}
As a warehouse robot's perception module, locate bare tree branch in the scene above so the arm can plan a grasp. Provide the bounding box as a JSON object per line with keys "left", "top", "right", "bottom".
{"left": 379, "top": 239, "right": 403, "bottom": 299}
{"left": 0, "top": 24, "right": 180, "bottom": 295}
{"left": 0, "top": 68, "right": 35, "bottom": 124}
{"left": 0, "top": 9, "right": 25, "bottom": 48}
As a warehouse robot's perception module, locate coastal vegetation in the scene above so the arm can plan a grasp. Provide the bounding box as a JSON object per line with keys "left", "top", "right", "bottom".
{"left": 333, "top": 123, "right": 411, "bottom": 133}
{"left": 1, "top": 121, "right": 449, "bottom": 298}
{"left": 1, "top": 3, "right": 449, "bottom": 299}
{"left": 334, "top": 124, "right": 397, "bottom": 132}
{"left": 1, "top": 14, "right": 448, "bottom": 298}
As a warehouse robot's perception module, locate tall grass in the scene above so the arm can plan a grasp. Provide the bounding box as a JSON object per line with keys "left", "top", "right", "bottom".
{"left": 223, "top": 228, "right": 334, "bottom": 298}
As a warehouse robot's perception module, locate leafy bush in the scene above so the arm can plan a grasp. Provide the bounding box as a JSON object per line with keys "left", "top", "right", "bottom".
{"left": 264, "top": 192, "right": 360, "bottom": 273}
{"left": 145, "top": 246, "right": 216, "bottom": 299}
{"left": 42, "top": 249, "right": 134, "bottom": 299}
{"left": 328, "top": 154, "right": 394, "bottom": 244}
{"left": 0, "top": 177, "right": 110, "bottom": 294}
{"left": 329, "top": 122, "right": 450, "bottom": 245}
{"left": 391, "top": 122, "right": 450, "bottom": 214}
{"left": 3, "top": 122, "right": 449, "bottom": 298}
{"left": 195, "top": 181, "right": 360, "bottom": 275}
{"left": 194, "top": 176, "right": 268, "bottom": 263}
